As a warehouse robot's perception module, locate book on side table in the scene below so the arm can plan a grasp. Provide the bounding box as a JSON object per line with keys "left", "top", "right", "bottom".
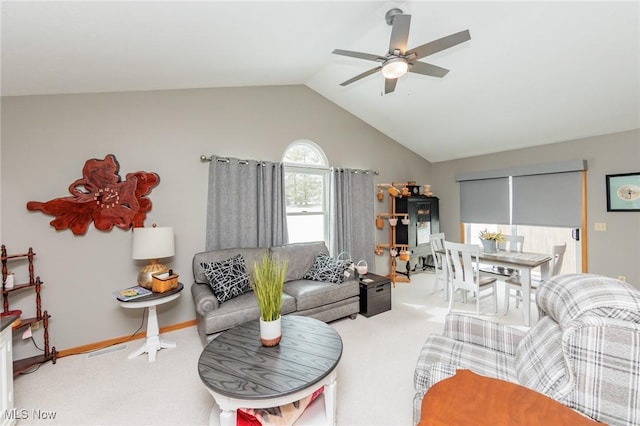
{"left": 114, "top": 285, "right": 152, "bottom": 301}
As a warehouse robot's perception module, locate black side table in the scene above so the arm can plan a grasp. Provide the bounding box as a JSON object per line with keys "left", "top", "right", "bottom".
{"left": 359, "top": 273, "right": 391, "bottom": 317}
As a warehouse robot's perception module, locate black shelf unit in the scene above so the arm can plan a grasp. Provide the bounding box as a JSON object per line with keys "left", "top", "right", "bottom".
{"left": 394, "top": 196, "right": 440, "bottom": 277}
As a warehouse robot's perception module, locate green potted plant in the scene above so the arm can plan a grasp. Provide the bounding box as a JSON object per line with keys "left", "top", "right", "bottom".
{"left": 251, "top": 254, "right": 288, "bottom": 347}
{"left": 478, "top": 229, "right": 505, "bottom": 253}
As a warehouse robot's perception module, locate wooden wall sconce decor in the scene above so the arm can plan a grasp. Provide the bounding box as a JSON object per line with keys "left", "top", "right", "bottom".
{"left": 27, "top": 154, "right": 160, "bottom": 235}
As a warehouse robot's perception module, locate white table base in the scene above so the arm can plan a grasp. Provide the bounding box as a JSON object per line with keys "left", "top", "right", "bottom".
{"left": 119, "top": 291, "right": 181, "bottom": 362}
{"left": 127, "top": 304, "right": 176, "bottom": 362}
{"left": 206, "top": 368, "right": 337, "bottom": 426}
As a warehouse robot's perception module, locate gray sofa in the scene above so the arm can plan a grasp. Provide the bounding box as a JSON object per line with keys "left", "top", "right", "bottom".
{"left": 413, "top": 274, "right": 640, "bottom": 425}
{"left": 191, "top": 241, "right": 360, "bottom": 344}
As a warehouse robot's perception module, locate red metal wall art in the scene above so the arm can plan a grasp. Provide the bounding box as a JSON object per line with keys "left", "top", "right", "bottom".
{"left": 27, "top": 154, "right": 160, "bottom": 235}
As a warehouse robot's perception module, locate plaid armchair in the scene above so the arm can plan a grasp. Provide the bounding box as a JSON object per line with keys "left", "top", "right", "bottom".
{"left": 413, "top": 274, "right": 640, "bottom": 425}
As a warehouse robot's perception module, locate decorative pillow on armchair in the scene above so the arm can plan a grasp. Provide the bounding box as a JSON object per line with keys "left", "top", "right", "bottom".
{"left": 303, "top": 253, "right": 351, "bottom": 284}
{"left": 201, "top": 254, "right": 251, "bottom": 304}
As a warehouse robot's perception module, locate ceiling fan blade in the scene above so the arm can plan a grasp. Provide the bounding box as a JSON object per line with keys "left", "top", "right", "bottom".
{"left": 389, "top": 14, "right": 411, "bottom": 55}
{"left": 340, "top": 66, "right": 382, "bottom": 86}
{"left": 409, "top": 61, "right": 450, "bottom": 78}
{"left": 332, "top": 49, "right": 385, "bottom": 62}
{"left": 384, "top": 78, "right": 398, "bottom": 94}
{"left": 406, "top": 30, "right": 471, "bottom": 60}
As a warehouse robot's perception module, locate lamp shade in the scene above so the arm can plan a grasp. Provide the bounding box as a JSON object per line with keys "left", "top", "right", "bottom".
{"left": 132, "top": 226, "right": 175, "bottom": 260}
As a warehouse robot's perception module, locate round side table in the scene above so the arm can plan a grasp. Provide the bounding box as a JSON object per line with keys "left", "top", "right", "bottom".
{"left": 118, "top": 283, "right": 183, "bottom": 362}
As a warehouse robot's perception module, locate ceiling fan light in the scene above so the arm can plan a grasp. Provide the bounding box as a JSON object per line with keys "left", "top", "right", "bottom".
{"left": 382, "top": 58, "right": 408, "bottom": 79}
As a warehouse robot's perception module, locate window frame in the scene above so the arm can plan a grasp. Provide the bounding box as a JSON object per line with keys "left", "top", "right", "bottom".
{"left": 282, "top": 141, "right": 331, "bottom": 244}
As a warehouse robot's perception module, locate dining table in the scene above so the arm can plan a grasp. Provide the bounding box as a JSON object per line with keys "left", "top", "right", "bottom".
{"left": 442, "top": 248, "right": 552, "bottom": 326}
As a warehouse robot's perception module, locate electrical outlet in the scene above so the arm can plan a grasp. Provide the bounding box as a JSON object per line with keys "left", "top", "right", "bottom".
{"left": 618, "top": 275, "right": 627, "bottom": 282}
{"left": 594, "top": 222, "right": 607, "bottom": 231}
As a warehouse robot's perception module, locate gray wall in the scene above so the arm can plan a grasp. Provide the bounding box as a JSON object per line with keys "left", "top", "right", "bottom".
{"left": 1, "top": 85, "right": 431, "bottom": 353}
{"left": 431, "top": 129, "right": 640, "bottom": 288}
{"left": 3, "top": 84, "right": 638, "bottom": 354}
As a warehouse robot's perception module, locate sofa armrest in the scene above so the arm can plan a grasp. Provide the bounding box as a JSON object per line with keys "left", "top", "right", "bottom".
{"left": 413, "top": 363, "right": 458, "bottom": 426}
{"left": 561, "top": 315, "right": 640, "bottom": 424}
{"left": 191, "top": 282, "right": 219, "bottom": 315}
{"left": 443, "top": 313, "right": 526, "bottom": 356}
{"left": 423, "top": 362, "right": 458, "bottom": 387}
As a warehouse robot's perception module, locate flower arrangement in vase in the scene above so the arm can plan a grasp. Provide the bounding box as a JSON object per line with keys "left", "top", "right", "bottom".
{"left": 251, "top": 254, "right": 288, "bottom": 347}
{"left": 478, "top": 229, "right": 505, "bottom": 253}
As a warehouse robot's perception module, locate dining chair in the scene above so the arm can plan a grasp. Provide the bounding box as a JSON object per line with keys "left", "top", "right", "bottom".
{"left": 499, "top": 235, "right": 525, "bottom": 252}
{"left": 429, "top": 233, "right": 446, "bottom": 297}
{"left": 504, "top": 242, "right": 567, "bottom": 314}
{"left": 444, "top": 241, "right": 497, "bottom": 315}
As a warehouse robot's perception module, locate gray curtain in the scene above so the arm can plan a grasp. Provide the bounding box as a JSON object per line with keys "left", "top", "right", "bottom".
{"left": 206, "top": 156, "right": 288, "bottom": 250}
{"left": 330, "top": 168, "right": 375, "bottom": 271}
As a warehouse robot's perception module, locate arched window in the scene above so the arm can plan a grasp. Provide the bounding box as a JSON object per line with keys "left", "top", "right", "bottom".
{"left": 282, "top": 140, "right": 330, "bottom": 244}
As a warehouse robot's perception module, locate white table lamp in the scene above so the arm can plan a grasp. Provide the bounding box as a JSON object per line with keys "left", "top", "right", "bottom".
{"left": 132, "top": 225, "right": 175, "bottom": 289}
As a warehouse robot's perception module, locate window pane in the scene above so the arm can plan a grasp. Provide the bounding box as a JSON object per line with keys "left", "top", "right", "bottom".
{"left": 467, "top": 223, "right": 511, "bottom": 245}
{"left": 287, "top": 214, "right": 325, "bottom": 243}
{"left": 513, "top": 225, "right": 576, "bottom": 275}
{"left": 283, "top": 141, "right": 329, "bottom": 245}
{"left": 283, "top": 144, "right": 324, "bottom": 166}
{"left": 285, "top": 172, "right": 324, "bottom": 212}
{"left": 466, "top": 223, "right": 576, "bottom": 275}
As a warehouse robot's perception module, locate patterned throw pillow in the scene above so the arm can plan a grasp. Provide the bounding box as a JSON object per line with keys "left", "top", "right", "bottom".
{"left": 201, "top": 254, "right": 251, "bottom": 304}
{"left": 303, "top": 253, "right": 351, "bottom": 284}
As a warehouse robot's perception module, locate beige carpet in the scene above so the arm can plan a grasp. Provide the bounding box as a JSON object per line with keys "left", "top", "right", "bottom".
{"left": 12, "top": 273, "right": 531, "bottom": 425}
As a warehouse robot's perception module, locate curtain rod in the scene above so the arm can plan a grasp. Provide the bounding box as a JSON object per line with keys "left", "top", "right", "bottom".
{"left": 201, "top": 155, "right": 378, "bottom": 174}
{"left": 200, "top": 155, "right": 254, "bottom": 163}
{"left": 200, "top": 155, "right": 250, "bottom": 164}
{"left": 333, "top": 167, "right": 379, "bottom": 175}
{"left": 200, "top": 155, "right": 267, "bottom": 166}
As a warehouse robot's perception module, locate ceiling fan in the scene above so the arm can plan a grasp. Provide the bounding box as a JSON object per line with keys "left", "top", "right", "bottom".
{"left": 332, "top": 8, "right": 471, "bottom": 94}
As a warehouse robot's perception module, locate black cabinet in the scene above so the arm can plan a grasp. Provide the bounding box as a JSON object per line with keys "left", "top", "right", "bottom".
{"left": 394, "top": 196, "right": 440, "bottom": 276}
{"left": 359, "top": 273, "right": 391, "bottom": 317}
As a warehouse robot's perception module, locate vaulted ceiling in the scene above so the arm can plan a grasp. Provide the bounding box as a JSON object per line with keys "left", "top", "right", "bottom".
{"left": 2, "top": 1, "right": 638, "bottom": 162}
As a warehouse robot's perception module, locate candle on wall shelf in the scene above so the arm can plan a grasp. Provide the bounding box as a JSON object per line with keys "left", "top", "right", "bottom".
{"left": 4, "top": 272, "right": 14, "bottom": 289}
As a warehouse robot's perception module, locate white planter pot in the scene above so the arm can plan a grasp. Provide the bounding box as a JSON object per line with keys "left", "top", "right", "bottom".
{"left": 481, "top": 239, "right": 497, "bottom": 253}
{"left": 259, "top": 317, "right": 282, "bottom": 347}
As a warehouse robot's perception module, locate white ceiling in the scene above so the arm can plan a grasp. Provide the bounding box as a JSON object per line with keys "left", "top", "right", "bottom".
{"left": 2, "top": 1, "right": 639, "bottom": 162}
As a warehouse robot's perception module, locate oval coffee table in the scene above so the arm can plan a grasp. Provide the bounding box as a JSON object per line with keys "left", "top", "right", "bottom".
{"left": 198, "top": 315, "right": 343, "bottom": 426}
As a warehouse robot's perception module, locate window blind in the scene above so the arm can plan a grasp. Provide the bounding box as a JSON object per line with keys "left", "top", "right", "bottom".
{"left": 512, "top": 171, "right": 583, "bottom": 227}
{"left": 457, "top": 160, "right": 586, "bottom": 227}
{"left": 459, "top": 178, "right": 510, "bottom": 224}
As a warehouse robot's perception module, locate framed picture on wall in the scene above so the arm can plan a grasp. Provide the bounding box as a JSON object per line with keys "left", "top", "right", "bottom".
{"left": 606, "top": 172, "right": 640, "bottom": 211}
